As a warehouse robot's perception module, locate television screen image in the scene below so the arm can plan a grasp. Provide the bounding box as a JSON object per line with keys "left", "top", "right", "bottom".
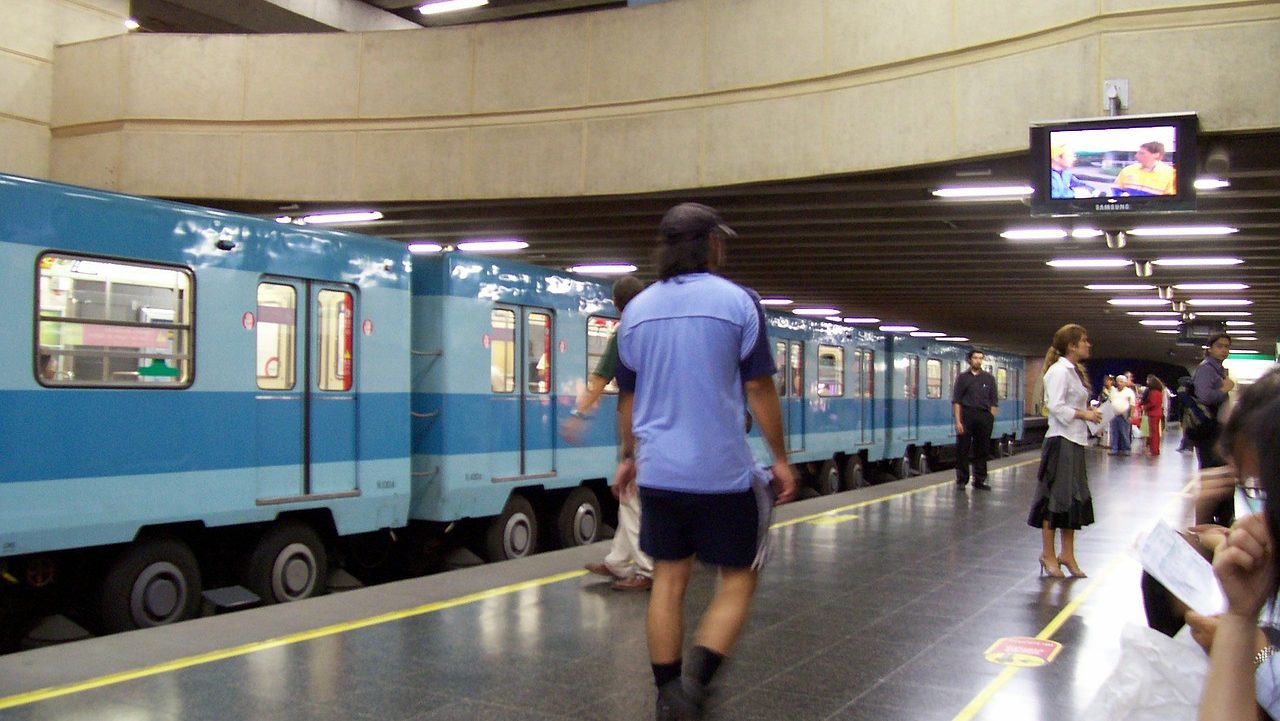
{"left": 1029, "top": 112, "right": 1197, "bottom": 216}
{"left": 1049, "top": 126, "right": 1178, "bottom": 199}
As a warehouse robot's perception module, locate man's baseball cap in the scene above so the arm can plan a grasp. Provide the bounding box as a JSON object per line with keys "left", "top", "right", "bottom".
{"left": 659, "top": 202, "right": 736, "bottom": 243}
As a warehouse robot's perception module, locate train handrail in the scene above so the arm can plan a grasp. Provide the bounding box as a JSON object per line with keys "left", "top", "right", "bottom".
{"left": 411, "top": 410, "right": 440, "bottom": 419}
{"left": 411, "top": 350, "right": 443, "bottom": 357}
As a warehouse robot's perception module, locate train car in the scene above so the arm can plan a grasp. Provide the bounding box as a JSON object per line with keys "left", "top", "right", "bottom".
{"left": 0, "top": 173, "right": 413, "bottom": 633}
{"left": 408, "top": 252, "right": 621, "bottom": 562}
{"left": 761, "top": 314, "right": 889, "bottom": 493}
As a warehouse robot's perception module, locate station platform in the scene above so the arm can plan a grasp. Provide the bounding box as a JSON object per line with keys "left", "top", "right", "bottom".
{"left": 0, "top": 441, "right": 1202, "bottom": 721}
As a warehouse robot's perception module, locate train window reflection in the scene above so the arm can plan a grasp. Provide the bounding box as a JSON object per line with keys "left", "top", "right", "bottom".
{"left": 490, "top": 309, "right": 516, "bottom": 393}
{"left": 586, "top": 316, "right": 619, "bottom": 394}
{"left": 997, "top": 367, "right": 1009, "bottom": 400}
{"left": 817, "top": 345, "right": 843, "bottom": 397}
{"left": 316, "top": 289, "right": 353, "bottom": 392}
{"left": 526, "top": 312, "right": 552, "bottom": 395}
{"left": 926, "top": 359, "right": 942, "bottom": 399}
{"left": 36, "top": 253, "right": 192, "bottom": 387}
{"left": 256, "top": 283, "right": 295, "bottom": 390}
{"left": 773, "top": 341, "right": 787, "bottom": 396}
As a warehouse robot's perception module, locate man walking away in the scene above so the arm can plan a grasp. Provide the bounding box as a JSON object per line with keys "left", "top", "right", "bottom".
{"left": 952, "top": 349, "right": 998, "bottom": 490}
{"left": 613, "top": 203, "right": 797, "bottom": 720}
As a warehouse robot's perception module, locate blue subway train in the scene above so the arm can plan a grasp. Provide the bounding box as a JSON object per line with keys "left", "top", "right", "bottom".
{"left": 0, "top": 174, "right": 1023, "bottom": 636}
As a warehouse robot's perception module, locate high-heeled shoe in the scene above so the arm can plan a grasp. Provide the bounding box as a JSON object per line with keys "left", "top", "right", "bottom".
{"left": 1039, "top": 556, "right": 1065, "bottom": 578}
{"left": 1057, "top": 556, "right": 1087, "bottom": 578}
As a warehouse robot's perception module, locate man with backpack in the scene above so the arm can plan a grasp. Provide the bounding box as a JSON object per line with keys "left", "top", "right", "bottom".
{"left": 1185, "top": 332, "right": 1235, "bottom": 525}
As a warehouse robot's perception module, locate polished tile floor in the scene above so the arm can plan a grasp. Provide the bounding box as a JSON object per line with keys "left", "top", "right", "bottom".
{"left": 0, "top": 439, "right": 1202, "bottom": 721}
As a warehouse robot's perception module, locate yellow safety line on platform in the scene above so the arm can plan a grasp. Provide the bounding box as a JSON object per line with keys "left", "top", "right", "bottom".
{"left": 0, "top": 569, "right": 586, "bottom": 711}
{"left": 0, "top": 454, "right": 1041, "bottom": 711}
{"left": 773, "top": 457, "right": 1040, "bottom": 529}
{"left": 949, "top": 477, "right": 1200, "bottom": 721}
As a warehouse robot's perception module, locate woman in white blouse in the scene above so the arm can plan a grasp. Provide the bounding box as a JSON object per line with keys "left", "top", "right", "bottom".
{"left": 1027, "top": 324, "right": 1103, "bottom": 578}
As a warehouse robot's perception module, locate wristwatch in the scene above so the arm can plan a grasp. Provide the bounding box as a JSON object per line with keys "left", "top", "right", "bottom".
{"left": 1256, "top": 645, "right": 1278, "bottom": 669}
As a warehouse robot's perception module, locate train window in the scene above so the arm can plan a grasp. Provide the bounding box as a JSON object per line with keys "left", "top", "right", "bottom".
{"left": 586, "top": 315, "right": 620, "bottom": 394}
{"left": 526, "top": 312, "right": 552, "bottom": 395}
{"left": 36, "top": 254, "right": 192, "bottom": 387}
{"left": 817, "top": 345, "right": 843, "bottom": 397}
{"left": 316, "top": 289, "right": 353, "bottom": 392}
{"left": 490, "top": 309, "right": 516, "bottom": 393}
{"left": 256, "top": 283, "right": 296, "bottom": 390}
{"left": 790, "top": 343, "right": 804, "bottom": 397}
{"left": 926, "top": 359, "right": 942, "bottom": 399}
{"left": 864, "top": 350, "right": 875, "bottom": 400}
{"left": 773, "top": 341, "right": 787, "bottom": 396}
{"left": 997, "top": 367, "right": 1009, "bottom": 401}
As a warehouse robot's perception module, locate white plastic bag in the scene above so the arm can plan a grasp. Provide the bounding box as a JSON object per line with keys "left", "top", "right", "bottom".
{"left": 1082, "top": 623, "right": 1208, "bottom": 721}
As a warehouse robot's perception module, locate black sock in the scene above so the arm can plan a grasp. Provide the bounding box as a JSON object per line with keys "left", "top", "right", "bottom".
{"left": 652, "top": 660, "right": 682, "bottom": 688}
{"left": 687, "top": 645, "right": 725, "bottom": 687}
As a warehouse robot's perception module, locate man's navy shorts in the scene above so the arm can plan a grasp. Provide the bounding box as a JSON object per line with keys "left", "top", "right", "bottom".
{"left": 638, "top": 485, "right": 771, "bottom": 569}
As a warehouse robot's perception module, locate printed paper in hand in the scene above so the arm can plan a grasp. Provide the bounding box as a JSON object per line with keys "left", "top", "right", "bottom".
{"left": 1137, "top": 519, "right": 1227, "bottom": 617}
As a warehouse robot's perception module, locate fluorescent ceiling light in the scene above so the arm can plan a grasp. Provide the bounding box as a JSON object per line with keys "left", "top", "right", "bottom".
{"left": 408, "top": 242, "right": 443, "bottom": 254}
{"left": 1195, "top": 311, "right": 1252, "bottom": 317}
{"left": 1108, "top": 298, "right": 1172, "bottom": 306}
{"left": 418, "top": 0, "right": 488, "bottom": 14}
{"left": 1152, "top": 257, "right": 1244, "bottom": 267}
{"left": 793, "top": 307, "right": 840, "bottom": 316}
{"left": 1047, "top": 258, "right": 1132, "bottom": 268}
{"left": 1085, "top": 284, "right": 1155, "bottom": 291}
{"left": 759, "top": 298, "right": 793, "bottom": 306}
{"left": 1224, "top": 321, "right": 1255, "bottom": 327}
{"left": 1235, "top": 337, "right": 1259, "bottom": 342}
{"left": 1001, "top": 228, "right": 1066, "bottom": 240}
{"left": 1126, "top": 311, "right": 1179, "bottom": 317}
{"left": 1128, "top": 226, "right": 1238, "bottom": 237}
{"left": 275, "top": 215, "right": 294, "bottom": 224}
{"left": 1139, "top": 319, "right": 1182, "bottom": 327}
{"left": 1071, "top": 228, "right": 1104, "bottom": 239}
{"left": 300, "top": 210, "right": 383, "bottom": 225}
{"left": 825, "top": 316, "right": 843, "bottom": 322}
{"left": 938, "top": 336, "right": 970, "bottom": 342}
{"left": 843, "top": 317, "right": 880, "bottom": 324}
{"left": 1186, "top": 298, "right": 1253, "bottom": 306}
{"left": 568, "top": 263, "right": 638, "bottom": 275}
{"left": 1155, "top": 330, "right": 1179, "bottom": 334}
{"left": 880, "top": 324, "right": 919, "bottom": 333}
{"left": 1194, "top": 178, "right": 1231, "bottom": 190}
{"left": 456, "top": 239, "right": 528, "bottom": 252}
{"left": 932, "top": 185, "right": 1033, "bottom": 199}
{"left": 124, "top": 17, "right": 141, "bottom": 30}
{"left": 1174, "top": 282, "right": 1249, "bottom": 291}
{"left": 1229, "top": 349, "right": 1261, "bottom": 355}
{"left": 910, "top": 331, "right": 947, "bottom": 337}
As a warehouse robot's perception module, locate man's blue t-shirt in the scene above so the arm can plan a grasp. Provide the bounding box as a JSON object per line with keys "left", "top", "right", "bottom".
{"left": 615, "top": 273, "right": 775, "bottom": 493}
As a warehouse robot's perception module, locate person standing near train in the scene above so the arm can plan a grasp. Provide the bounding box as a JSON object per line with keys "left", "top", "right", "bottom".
{"left": 1028, "top": 323, "right": 1102, "bottom": 578}
{"left": 612, "top": 202, "right": 797, "bottom": 720}
{"left": 559, "top": 275, "right": 654, "bottom": 591}
{"left": 952, "top": 349, "right": 998, "bottom": 491}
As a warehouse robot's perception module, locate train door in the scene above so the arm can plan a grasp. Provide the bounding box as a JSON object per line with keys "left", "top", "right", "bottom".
{"left": 905, "top": 355, "right": 920, "bottom": 440}
{"left": 772, "top": 340, "right": 805, "bottom": 453}
{"left": 489, "top": 305, "right": 556, "bottom": 479}
{"left": 858, "top": 349, "right": 875, "bottom": 443}
{"left": 254, "top": 279, "right": 358, "bottom": 500}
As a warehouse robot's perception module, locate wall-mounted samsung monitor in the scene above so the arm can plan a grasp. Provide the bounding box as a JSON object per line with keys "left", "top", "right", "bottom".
{"left": 1176, "top": 319, "right": 1225, "bottom": 347}
{"left": 1030, "top": 112, "right": 1198, "bottom": 217}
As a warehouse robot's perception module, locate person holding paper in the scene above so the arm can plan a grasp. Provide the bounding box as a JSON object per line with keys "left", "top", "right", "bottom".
{"left": 1027, "top": 324, "right": 1103, "bottom": 578}
{"left": 1196, "top": 366, "right": 1280, "bottom": 721}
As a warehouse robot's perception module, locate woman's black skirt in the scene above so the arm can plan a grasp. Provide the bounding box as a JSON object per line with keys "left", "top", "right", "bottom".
{"left": 1026, "top": 436, "right": 1095, "bottom": 530}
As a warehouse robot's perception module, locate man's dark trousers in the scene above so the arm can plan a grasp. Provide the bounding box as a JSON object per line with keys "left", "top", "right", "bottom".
{"left": 955, "top": 407, "right": 994, "bottom": 486}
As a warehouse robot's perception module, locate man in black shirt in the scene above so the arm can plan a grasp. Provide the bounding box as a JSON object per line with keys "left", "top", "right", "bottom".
{"left": 952, "top": 350, "right": 999, "bottom": 490}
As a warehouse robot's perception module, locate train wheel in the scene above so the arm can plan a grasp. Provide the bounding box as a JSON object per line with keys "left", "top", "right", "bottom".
{"left": 99, "top": 537, "right": 202, "bottom": 633}
{"left": 842, "top": 455, "right": 868, "bottom": 490}
{"left": 915, "top": 448, "right": 931, "bottom": 475}
{"left": 245, "top": 521, "right": 328, "bottom": 604}
{"left": 817, "top": 460, "right": 840, "bottom": 495}
{"left": 556, "top": 487, "right": 602, "bottom": 548}
{"left": 891, "top": 452, "right": 912, "bottom": 480}
{"left": 486, "top": 495, "right": 538, "bottom": 562}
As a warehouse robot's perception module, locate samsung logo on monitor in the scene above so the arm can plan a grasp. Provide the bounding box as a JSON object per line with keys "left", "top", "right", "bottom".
{"left": 1095, "top": 203, "right": 1132, "bottom": 211}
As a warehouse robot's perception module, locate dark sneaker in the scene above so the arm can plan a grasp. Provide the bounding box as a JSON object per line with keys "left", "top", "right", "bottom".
{"left": 972, "top": 481, "right": 992, "bottom": 491}
{"left": 656, "top": 679, "right": 700, "bottom": 720}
